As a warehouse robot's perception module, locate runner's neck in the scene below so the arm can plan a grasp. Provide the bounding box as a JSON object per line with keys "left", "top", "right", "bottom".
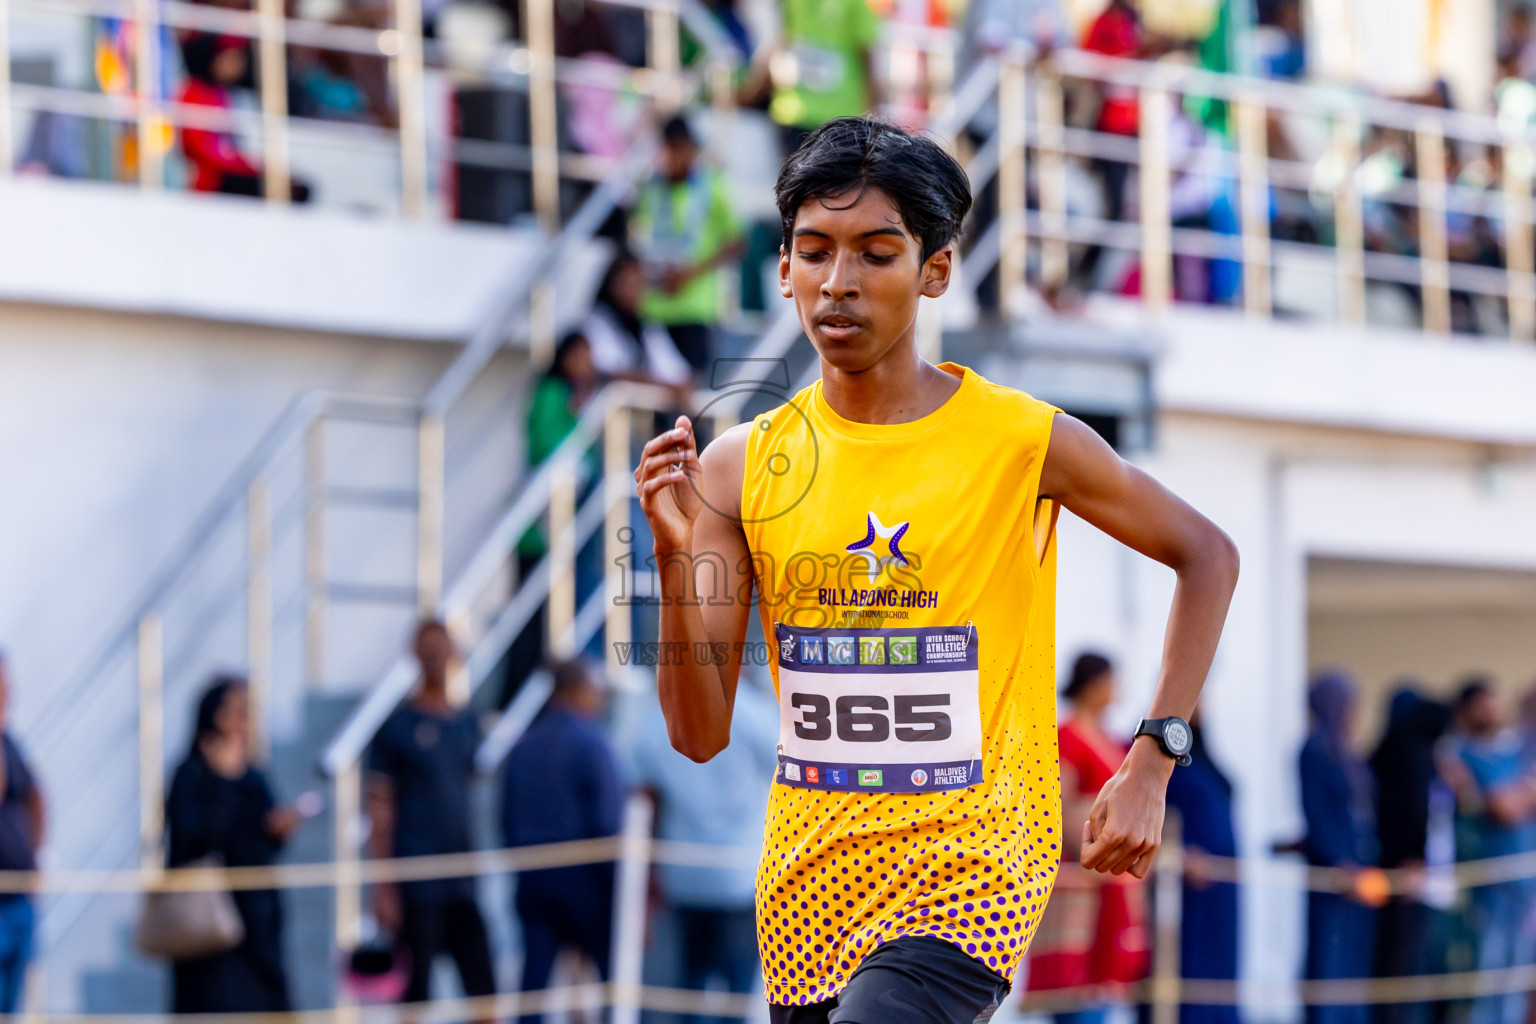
{"left": 819, "top": 354, "right": 961, "bottom": 426}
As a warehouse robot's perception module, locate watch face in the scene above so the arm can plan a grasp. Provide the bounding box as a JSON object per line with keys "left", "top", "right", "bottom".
{"left": 1164, "top": 720, "right": 1192, "bottom": 755}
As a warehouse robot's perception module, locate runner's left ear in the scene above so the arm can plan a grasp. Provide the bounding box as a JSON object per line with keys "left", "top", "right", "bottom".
{"left": 920, "top": 245, "right": 954, "bottom": 299}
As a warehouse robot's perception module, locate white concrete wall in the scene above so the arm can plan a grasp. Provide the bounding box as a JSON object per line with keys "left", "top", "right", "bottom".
{"left": 0, "top": 175, "right": 540, "bottom": 339}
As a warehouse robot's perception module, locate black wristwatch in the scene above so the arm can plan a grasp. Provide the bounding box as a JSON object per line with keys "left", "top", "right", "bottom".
{"left": 1134, "top": 717, "right": 1193, "bottom": 767}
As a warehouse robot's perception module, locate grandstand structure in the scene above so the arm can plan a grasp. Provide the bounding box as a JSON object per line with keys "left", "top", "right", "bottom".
{"left": 1, "top": 0, "right": 1536, "bottom": 1019}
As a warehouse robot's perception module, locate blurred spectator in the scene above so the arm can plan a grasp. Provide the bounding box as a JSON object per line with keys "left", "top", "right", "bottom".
{"left": 177, "top": 35, "right": 311, "bottom": 201}
{"left": 585, "top": 251, "right": 695, "bottom": 396}
{"left": 1445, "top": 146, "right": 1503, "bottom": 335}
{"left": 696, "top": 0, "right": 753, "bottom": 63}
{"left": 556, "top": 0, "right": 639, "bottom": 65}
{"left": 1254, "top": 0, "right": 1305, "bottom": 80}
{"left": 0, "top": 656, "right": 41, "bottom": 1015}
{"left": 1299, "top": 672, "right": 1379, "bottom": 1024}
{"left": 1518, "top": 681, "right": 1536, "bottom": 766}
{"left": 957, "top": 0, "right": 1068, "bottom": 309}
{"left": 1026, "top": 652, "right": 1149, "bottom": 1024}
{"left": 628, "top": 672, "right": 777, "bottom": 1023}
{"left": 1083, "top": 0, "right": 1144, "bottom": 134}
{"left": 297, "top": 3, "right": 397, "bottom": 128}
{"left": 1501, "top": 6, "right": 1536, "bottom": 81}
{"left": 17, "top": 109, "right": 89, "bottom": 179}
{"left": 958, "top": 0, "right": 1067, "bottom": 90}
{"left": 1074, "top": 0, "right": 1145, "bottom": 291}
{"left": 1166, "top": 105, "right": 1239, "bottom": 305}
{"left": 501, "top": 659, "right": 624, "bottom": 1024}
{"left": 1446, "top": 678, "right": 1536, "bottom": 1024}
{"left": 287, "top": 45, "right": 372, "bottom": 123}
{"left": 632, "top": 115, "right": 745, "bottom": 377}
{"left": 166, "top": 676, "right": 300, "bottom": 1014}
{"left": 678, "top": 0, "right": 753, "bottom": 75}
{"left": 1162, "top": 708, "right": 1237, "bottom": 1024}
{"left": 1369, "top": 686, "right": 1453, "bottom": 1024}
{"left": 765, "top": 0, "right": 883, "bottom": 155}
{"left": 367, "top": 621, "right": 494, "bottom": 1022}
{"left": 502, "top": 332, "right": 603, "bottom": 705}
{"left": 563, "top": 51, "right": 644, "bottom": 160}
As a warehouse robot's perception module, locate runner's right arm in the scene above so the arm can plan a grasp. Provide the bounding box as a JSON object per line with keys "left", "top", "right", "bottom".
{"left": 635, "top": 415, "right": 755, "bottom": 762}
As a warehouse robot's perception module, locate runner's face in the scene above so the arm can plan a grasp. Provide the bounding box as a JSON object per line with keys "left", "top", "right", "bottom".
{"left": 779, "top": 187, "right": 953, "bottom": 371}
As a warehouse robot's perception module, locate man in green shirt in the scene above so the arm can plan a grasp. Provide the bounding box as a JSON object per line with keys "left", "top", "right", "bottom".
{"left": 768, "top": 0, "right": 883, "bottom": 152}
{"left": 631, "top": 115, "right": 745, "bottom": 376}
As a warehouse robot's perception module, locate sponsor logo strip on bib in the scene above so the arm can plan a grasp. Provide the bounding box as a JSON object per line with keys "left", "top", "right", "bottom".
{"left": 774, "top": 623, "right": 984, "bottom": 794}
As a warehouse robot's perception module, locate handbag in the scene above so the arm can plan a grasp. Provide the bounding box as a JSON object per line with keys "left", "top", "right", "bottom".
{"left": 134, "top": 855, "right": 245, "bottom": 959}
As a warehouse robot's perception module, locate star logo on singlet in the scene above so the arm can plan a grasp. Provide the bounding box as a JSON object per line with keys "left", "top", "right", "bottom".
{"left": 845, "top": 512, "right": 909, "bottom": 584}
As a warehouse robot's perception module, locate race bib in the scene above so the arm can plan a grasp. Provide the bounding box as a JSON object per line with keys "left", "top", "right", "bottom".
{"left": 774, "top": 623, "right": 984, "bottom": 794}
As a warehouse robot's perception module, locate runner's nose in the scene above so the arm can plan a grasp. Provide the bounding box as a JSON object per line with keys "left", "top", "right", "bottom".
{"left": 821, "top": 251, "right": 859, "bottom": 301}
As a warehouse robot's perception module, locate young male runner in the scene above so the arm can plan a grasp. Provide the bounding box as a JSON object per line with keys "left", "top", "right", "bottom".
{"left": 634, "top": 117, "right": 1240, "bottom": 1024}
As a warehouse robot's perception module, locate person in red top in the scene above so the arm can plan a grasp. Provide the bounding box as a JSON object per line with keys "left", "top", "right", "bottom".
{"left": 1083, "top": 0, "right": 1145, "bottom": 137}
{"left": 1026, "top": 653, "right": 1151, "bottom": 1024}
{"left": 1073, "top": 0, "right": 1145, "bottom": 291}
{"left": 178, "top": 34, "right": 309, "bottom": 201}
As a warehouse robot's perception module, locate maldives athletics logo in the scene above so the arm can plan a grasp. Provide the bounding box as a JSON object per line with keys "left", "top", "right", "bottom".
{"left": 910, "top": 768, "right": 929, "bottom": 786}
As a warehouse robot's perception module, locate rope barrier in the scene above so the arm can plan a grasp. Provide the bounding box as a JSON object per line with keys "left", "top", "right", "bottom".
{"left": 5, "top": 837, "right": 753, "bottom": 895}
{"left": 0, "top": 839, "right": 1525, "bottom": 1017}
{"left": 5, "top": 835, "right": 1533, "bottom": 1018}
{"left": 1054, "top": 846, "right": 1536, "bottom": 896}
{"left": 1020, "top": 963, "right": 1536, "bottom": 1011}
{"left": 4, "top": 837, "right": 1531, "bottom": 897}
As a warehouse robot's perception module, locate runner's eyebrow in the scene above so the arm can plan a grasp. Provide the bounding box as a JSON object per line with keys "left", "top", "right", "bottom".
{"left": 792, "top": 227, "right": 909, "bottom": 240}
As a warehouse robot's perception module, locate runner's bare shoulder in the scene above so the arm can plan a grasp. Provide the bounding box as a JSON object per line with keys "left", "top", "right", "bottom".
{"left": 697, "top": 420, "right": 752, "bottom": 529}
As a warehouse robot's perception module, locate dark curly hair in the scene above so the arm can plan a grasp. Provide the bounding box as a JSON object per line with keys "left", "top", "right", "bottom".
{"left": 775, "top": 116, "right": 972, "bottom": 262}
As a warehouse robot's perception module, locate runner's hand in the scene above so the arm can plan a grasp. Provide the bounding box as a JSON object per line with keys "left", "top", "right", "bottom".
{"left": 635, "top": 415, "right": 704, "bottom": 554}
{"left": 1079, "top": 738, "right": 1172, "bottom": 879}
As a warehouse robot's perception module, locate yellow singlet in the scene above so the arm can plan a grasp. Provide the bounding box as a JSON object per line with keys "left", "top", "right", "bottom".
{"left": 740, "top": 361, "right": 1063, "bottom": 1006}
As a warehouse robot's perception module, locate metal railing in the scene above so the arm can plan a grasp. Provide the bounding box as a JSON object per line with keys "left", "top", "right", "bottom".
{"left": 7, "top": 0, "right": 1534, "bottom": 342}
{"left": 959, "top": 46, "right": 1536, "bottom": 342}
{"left": 0, "top": 0, "right": 739, "bottom": 217}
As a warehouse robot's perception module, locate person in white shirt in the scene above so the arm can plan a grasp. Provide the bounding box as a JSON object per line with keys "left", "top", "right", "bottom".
{"left": 583, "top": 250, "right": 694, "bottom": 401}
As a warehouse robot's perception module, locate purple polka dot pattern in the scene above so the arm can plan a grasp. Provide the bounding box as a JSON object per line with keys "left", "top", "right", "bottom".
{"left": 738, "top": 370, "right": 1065, "bottom": 1006}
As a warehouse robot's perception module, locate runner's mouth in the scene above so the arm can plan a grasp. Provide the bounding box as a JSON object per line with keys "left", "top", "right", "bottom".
{"left": 817, "top": 314, "right": 867, "bottom": 338}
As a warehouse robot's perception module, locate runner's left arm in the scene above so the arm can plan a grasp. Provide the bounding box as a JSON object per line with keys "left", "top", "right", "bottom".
{"left": 1039, "top": 413, "right": 1240, "bottom": 879}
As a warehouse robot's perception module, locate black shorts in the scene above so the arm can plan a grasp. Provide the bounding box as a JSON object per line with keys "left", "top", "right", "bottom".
{"left": 767, "top": 935, "right": 1010, "bottom": 1024}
